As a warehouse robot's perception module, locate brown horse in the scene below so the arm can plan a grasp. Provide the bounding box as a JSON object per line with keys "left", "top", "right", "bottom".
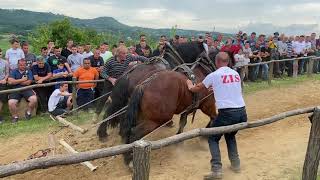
{"left": 121, "top": 58, "right": 217, "bottom": 164}
{"left": 97, "top": 42, "right": 210, "bottom": 139}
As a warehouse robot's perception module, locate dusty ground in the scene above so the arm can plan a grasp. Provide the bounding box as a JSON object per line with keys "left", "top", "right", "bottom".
{"left": 1, "top": 81, "right": 319, "bottom": 180}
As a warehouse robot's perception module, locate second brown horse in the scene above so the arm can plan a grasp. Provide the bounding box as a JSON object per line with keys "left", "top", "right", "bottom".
{"left": 121, "top": 58, "right": 217, "bottom": 164}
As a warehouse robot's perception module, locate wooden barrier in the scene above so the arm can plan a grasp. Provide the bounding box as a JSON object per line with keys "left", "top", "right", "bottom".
{"left": 72, "top": 77, "right": 78, "bottom": 109}
{"left": 133, "top": 140, "right": 151, "bottom": 180}
{"left": 0, "top": 79, "right": 105, "bottom": 95}
{"left": 302, "top": 107, "right": 320, "bottom": 180}
{"left": 0, "top": 106, "right": 315, "bottom": 178}
{"left": 0, "top": 56, "right": 318, "bottom": 96}
{"left": 268, "top": 61, "right": 274, "bottom": 85}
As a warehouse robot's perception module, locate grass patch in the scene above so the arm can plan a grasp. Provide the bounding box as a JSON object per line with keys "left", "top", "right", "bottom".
{"left": 0, "top": 109, "right": 94, "bottom": 138}
{"left": 0, "top": 114, "right": 58, "bottom": 138}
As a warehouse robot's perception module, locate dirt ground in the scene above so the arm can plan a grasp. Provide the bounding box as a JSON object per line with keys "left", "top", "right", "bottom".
{"left": 1, "top": 81, "right": 320, "bottom": 180}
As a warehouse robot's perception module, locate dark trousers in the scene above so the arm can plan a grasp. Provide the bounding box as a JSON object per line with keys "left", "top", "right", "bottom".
{"left": 208, "top": 107, "right": 247, "bottom": 171}
{"left": 77, "top": 88, "right": 94, "bottom": 110}
{"left": 35, "top": 87, "right": 51, "bottom": 113}
{"left": 95, "top": 80, "right": 113, "bottom": 114}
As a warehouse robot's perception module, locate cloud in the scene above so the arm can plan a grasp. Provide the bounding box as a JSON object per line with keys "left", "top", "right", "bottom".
{"left": 0, "top": 0, "right": 319, "bottom": 34}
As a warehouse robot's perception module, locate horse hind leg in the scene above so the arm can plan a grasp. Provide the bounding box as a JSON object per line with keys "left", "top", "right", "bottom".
{"left": 177, "top": 113, "right": 188, "bottom": 134}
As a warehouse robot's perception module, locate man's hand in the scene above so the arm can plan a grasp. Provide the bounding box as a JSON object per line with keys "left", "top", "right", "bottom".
{"left": 0, "top": 79, "right": 6, "bottom": 84}
{"left": 21, "top": 76, "right": 28, "bottom": 82}
{"left": 36, "top": 79, "right": 44, "bottom": 84}
{"left": 108, "top": 77, "right": 117, "bottom": 85}
{"left": 186, "top": 79, "right": 194, "bottom": 90}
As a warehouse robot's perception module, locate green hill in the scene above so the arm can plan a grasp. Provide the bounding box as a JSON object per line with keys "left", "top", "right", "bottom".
{"left": 0, "top": 8, "right": 224, "bottom": 38}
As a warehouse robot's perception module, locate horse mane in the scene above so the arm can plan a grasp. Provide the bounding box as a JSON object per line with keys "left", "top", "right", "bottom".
{"left": 164, "top": 41, "right": 205, "bottom": 64}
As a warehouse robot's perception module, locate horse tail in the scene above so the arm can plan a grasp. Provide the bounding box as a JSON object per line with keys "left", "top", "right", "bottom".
{"left": 97, "top": 76, "right": 130, "bottom": 139}
{"left": 120, "top": 85, "right": 144, "bottom": 144}
{"left": 107, "top": 76, "right": 130, "bottom": 127}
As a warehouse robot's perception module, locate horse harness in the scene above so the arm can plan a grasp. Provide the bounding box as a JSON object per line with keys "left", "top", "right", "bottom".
{"left": 173, "top": 56, "right": 216, "bottom": 122}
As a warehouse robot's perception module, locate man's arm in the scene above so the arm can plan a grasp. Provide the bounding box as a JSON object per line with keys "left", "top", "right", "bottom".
{"left": 8, "top": 77, "right": 27, "bottom": 85}
{"left": 100, "top": 62, "right": 116, "bottom": 85}
{"left": 20, "top": 79, "right": 32, "bottom": 86}
{"left": 131, "top": 55, "right": 148, "bottom": 63}
{"left": 186, "top": 80, "right": 206, "bottom": 93}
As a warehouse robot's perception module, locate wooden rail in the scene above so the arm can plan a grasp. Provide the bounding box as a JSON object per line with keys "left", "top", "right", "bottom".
{"left": 0, "top": 56, "right": 319, "bottom": 95}
{"left": 0, "top": 106, "right": 317, "bottom": 179}
{"left": 0, "top": 79, "right": 105, "bottom": 95}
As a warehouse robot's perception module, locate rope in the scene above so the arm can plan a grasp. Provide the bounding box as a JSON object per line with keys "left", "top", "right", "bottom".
{"left": 94, "top": 105, "right": 128, "bottom": 127}
{"left": 63, "top": 91, "right": 112, "bottom": 115}
{"left": 141, "top": 92, "right": 214, "bottom": 139}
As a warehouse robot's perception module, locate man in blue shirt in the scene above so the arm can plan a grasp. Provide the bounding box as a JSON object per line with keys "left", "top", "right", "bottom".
{"left": 8, "top": 59, "right": 37, "bottom": 123}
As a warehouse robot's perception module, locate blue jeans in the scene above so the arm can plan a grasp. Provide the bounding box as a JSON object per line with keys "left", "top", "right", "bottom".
{"left": 253, "top": 64, "right": 269, "bottom": 80}
{"left": 208, "top": 107, "right": 247, "bottom": 171}
{"left": 77, "top": 88, "right": 94, "bottom": 110}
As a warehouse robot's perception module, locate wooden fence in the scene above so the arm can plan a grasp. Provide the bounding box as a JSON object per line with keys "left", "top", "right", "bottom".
{"left": 236, "top": 56, "right": 320, "bottom": 87}
{"left": 0, "top": 106, "right": 319, "bottom": 180}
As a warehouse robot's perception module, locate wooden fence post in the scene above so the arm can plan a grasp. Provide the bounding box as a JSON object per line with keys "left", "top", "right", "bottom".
{"left": 293, "top": 59, "right": 299, "bottom": 78}
{"left": 268, "top": 62, "right": 274, "bottom": 85}
{"left": 72, "top": 77, "right": 78, "bottom": 109}
{"left": 302, "top": 107, "right": 320, "bottom": 180}
{"left": 307, "top": 58, "right": 314, "bottom": 77}
{"left": 132, "top": 140, "right": 151, "bottom": 180}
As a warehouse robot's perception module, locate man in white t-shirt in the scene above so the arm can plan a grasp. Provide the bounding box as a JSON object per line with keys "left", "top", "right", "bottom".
{"left": 48, "top": 83, "right": 72, "bottom": 116}
{"left": 186, "top": 52, "right": 247, "bottom": 179}
{"left": 99, "top": 42, "right": 113, "bottom": 63}
{"left": 5, "top": 39, "right": 25, "bottom": 71}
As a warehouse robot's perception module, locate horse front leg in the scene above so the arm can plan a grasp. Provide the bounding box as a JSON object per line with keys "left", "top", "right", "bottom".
{"left": 177, "top": 113, "right": 188, "bottom": 134}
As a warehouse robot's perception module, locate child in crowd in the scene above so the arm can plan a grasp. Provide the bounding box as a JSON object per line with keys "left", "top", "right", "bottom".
{"left": 52, "top": 61, "right": 69, "bottom": 89}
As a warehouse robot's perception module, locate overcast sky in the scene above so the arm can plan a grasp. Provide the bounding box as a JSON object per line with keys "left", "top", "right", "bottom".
{"left": 1, "top": 0, "right": 319, "bottom": 34}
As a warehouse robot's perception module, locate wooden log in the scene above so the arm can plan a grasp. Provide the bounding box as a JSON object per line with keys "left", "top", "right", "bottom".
{"left": 72, "top": 77, "right": 78, "bottom": 109}
{"left": 132, "top": 140, "right": 151, "bottom": 180}
{"left": 268, "top": 61, "right": 274, "bottom": 85}
{"left": 302, "top": 107, "right": 320, "bottom": 180}
{"left": 293, "top": 59, "right": 299, "bottom": 78}
{"left": 0, "top": 143, "right": 133, "bottom": 178}
{"left": 0, "top": 106, "right": 317, "bottom": 178}
{"left": 55, "top": 116, "right": 88, "bottom": 134}
{"left": 59, "top": 139, "right": 97, "bottom": 172}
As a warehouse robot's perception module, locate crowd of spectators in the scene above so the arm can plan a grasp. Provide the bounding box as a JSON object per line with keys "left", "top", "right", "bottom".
{"left": 0, "top": 31, "right": 319, "bottom": 123}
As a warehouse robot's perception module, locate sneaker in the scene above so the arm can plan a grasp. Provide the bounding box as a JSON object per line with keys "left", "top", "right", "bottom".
{"left": 230, "top": 165, "right": 241, "bottom": 173}
{"left": 12, "top": 117, "right": 19, "bottom": 123}
{"left": 0, "top": 116, "right": 3, "bottom": 124}
{"left": 25, "top": 111, "right": 32, "bottom": 120}
{"left": 203, "top": 170, "right": 223, "bottom": 180}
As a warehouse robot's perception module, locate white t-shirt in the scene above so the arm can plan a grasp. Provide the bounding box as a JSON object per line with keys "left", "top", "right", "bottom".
{"left": 202, "top": 66, "right": 245, "bottom": 109}
{"left": 48, "top": 89, "right": 65, "bottom": 112}
{"left": 100, "top": 51, "right": 113, "bottom": 63}
{"left": 234, "top": 54, "right": 250, "bottom": 67}
{"left": 5, "top": 48, "right": 25, "bottom": 70}
{"left": 82, "top": 51, "right": 93, "bottom": 59}
{"left": 293, "top": 41, "right": 306, "bottom": 55}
